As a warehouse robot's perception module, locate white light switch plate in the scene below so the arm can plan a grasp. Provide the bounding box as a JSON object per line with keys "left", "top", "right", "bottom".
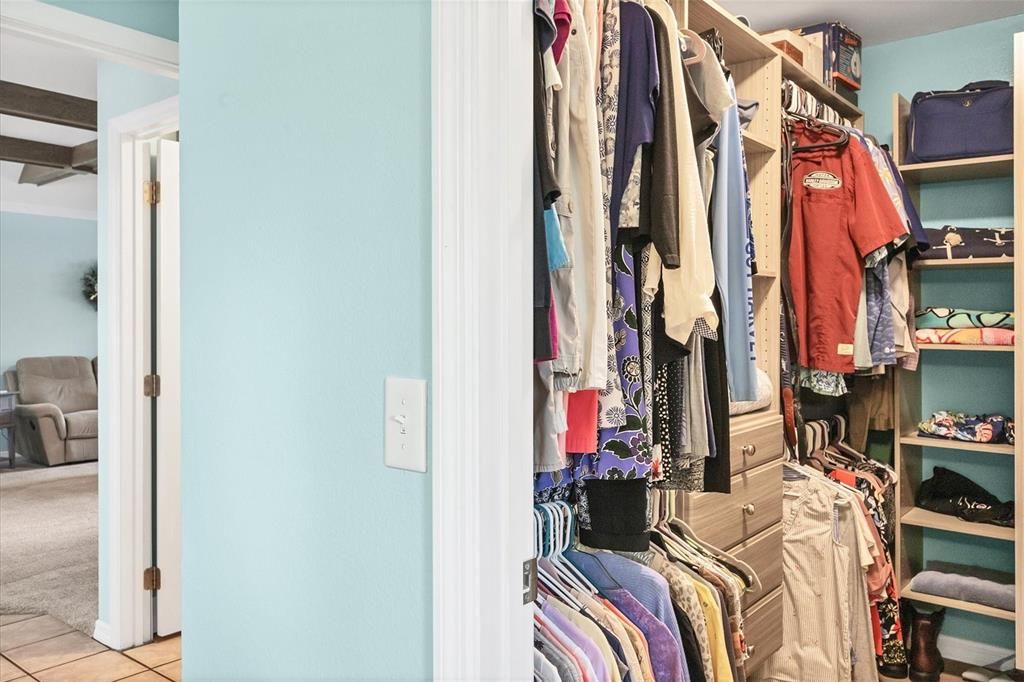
{"left": 384, "top": 377, "right": 427, "bottom": 473}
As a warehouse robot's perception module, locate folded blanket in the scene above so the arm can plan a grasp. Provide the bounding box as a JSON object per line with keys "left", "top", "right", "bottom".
{"left": 909, "top": 566, "right": 1014, "bottom": 612}
{"left": 918, "top": 411, "right": 1014, "bottom": 444}
{"left": 915, "top": 328, "right": 1016, "bottom": 346}
{"left": 918, "top": 226, "right": 1014, "bottom": 260}
{"left": 915, "top": 307, "right": 1014, "bottom": 330}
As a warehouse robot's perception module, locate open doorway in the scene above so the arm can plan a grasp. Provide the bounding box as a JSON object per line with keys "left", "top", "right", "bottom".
{"left": 0, "top": 3, "right": 181, "bottom": 677}
{"left": 0, "top": 30, "right": 100, "bottom": 638}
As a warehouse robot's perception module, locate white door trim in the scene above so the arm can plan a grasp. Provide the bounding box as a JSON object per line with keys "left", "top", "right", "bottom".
{"left": 98, "top": 97, "right": 180, "bottom": 650}
{"left": 0, "top": 0, "right": 178, "bottom": 78}
{"left": 431, "top": 1, "right": 534, "bottom": 679}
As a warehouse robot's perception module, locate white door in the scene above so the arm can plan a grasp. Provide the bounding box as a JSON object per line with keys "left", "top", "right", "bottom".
{"left": 154, "top": 138, "right": 181, "bottom": 636}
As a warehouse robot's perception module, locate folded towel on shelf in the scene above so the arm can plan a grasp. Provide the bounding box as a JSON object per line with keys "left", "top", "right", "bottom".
{"left": 918, "top": 411, "right": 1015, "bottom": 445}
{"left": 915, "top": 328, "right": 1016, "bottom": 346}
{"left": 915, "top": 307, "right": 1014, "bottom": 330}
{"left": 908, "top": 561, "right": 1014, "bottom": 612}
{"left": 917, "top": 226, "right": 1014, "bottom": 261}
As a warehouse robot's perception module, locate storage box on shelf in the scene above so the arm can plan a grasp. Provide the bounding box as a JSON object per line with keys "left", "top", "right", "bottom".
{"left": 761, "top": 29, "right": 823, "bottom": 81}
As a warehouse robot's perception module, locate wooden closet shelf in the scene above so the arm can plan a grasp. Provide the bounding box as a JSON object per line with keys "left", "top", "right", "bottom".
{"left": 914, "top": 257, "right": 1014, "bottom": 269}
{"left": 742, "top": 129, "right": 778, "bottom": 154}
{"left": 685, "top": 0, "right": 777, "bottom": 65}
{"left": 899, "top": 433, "right": 1015, "bottom": 456}
{"left": 901, "top": 507, "right": 1015, "bottom": 542}
{"left": 901, "top": 585, "right": 1015, "bottom": 621}
{"left": 898, "top": 154, "right": 1014, "bottom": 183}
{"left": 776, "top": 51, "right": 863, "bottom": 122}
{"left": 917, "top": 343, "right": 1015, "bottom": 352}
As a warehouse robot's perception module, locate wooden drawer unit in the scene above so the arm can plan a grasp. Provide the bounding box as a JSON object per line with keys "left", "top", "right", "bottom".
{"left": 730, "top": 415, "right": 784, "bottom": 475}
{"left": 677, "top": 460, "right": 783, "bottom": 551}
{"left": 743, "top": 585, "right": 783, "bottom": 674}
{"left": 732, "top": 522, "right": 783, "bottom": 610}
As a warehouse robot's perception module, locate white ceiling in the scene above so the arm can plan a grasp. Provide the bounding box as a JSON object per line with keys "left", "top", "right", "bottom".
{"left": 0, "top": 33, "right": 98, "bottom": 220}
{"left": 720, "top": 0, "right": 1024, "bottom": 46}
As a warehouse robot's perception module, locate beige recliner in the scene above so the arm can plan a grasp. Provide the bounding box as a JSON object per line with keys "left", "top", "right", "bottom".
{"left": 4, "top": 356, "right": 98, "bottom": 466}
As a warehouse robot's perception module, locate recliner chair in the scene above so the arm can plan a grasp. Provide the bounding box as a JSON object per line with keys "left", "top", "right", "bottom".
{"left": 4, "top": 356, "right": 98, "bottom": 466}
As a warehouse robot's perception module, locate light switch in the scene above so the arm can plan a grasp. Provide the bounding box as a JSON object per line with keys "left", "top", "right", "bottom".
{"left": 384, "top": 377, "right": 427, "bottom": 473}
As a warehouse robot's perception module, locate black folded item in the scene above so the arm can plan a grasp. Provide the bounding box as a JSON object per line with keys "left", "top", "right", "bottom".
{"left": 918, "top": 226, "right": 1013, "bottom": 261}
{"left": 917, "top": 466, "right": 1014, "bottom": 528}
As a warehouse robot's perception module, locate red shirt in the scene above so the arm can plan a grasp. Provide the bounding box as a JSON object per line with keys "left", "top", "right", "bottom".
{"left": 788, "top": 123, "right": 908, "bottom": 373}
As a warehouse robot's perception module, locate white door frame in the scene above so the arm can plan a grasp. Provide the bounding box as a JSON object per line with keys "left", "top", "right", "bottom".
{"left": 96, "top": 100, "right": 180, "bottom": 649}
{"left": 431, "top": 1, "right": 534, "bottom": 679}
{"left": 0, "top": 0, "right": 179, "bottom": 651}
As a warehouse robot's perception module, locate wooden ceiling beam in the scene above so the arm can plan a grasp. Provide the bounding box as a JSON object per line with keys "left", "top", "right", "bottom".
{"left": 0, "top": 135, "right": 71, "bottom": 168}
{"left": 2, "top": 136, "right": 98, "bottom": 184}
{"left": 17, "top": 164, "right": 91, "bottom": 186}
{"left": 0, "top": 80, "right": 97, "bottom": 131}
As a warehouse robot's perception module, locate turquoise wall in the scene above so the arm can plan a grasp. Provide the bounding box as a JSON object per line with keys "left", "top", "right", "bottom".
{"left": 0, "top": 211, "right": 97, "bottom": 381}
{"left": 40, "top": 0, "right": 178, "bottom": 41}
{"left": 862, "top": 14, "right": 1024, "bottom": 651}
{"left": 95, "top": 61, "right": 178, "bottom": 625}
{"left": 178, "top": 1, "right": 432, "bottom": 679}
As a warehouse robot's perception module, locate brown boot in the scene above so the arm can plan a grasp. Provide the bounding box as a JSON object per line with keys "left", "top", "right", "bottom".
{"left": 909, "top": 606, "right": 945, "bottom": 682}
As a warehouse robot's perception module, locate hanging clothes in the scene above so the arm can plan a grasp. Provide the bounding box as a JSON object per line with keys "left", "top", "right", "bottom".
{"left": 552, "top": 0, "right": 608, "bottom": 392}
{"left": 786, "top": 120, "right": 909, "bottom": 375}
{"left": 757, "top": 465, "right": 879, "bottom": 682}
{"left": 533, "top": 500, "right": 760, "bottom": 682}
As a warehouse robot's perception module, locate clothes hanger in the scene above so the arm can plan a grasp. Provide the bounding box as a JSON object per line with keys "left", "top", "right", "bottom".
{"left": 549, "top": 502, "right": 598, "bottom": 594}
{"left": 534, "top": 505, "right": 584, "bottom": 609}
{"left": 679, "top": 29, "right": 707, "bottom": 65}
{"left": 786, "top": 112, "right": 850, "bottom": 152}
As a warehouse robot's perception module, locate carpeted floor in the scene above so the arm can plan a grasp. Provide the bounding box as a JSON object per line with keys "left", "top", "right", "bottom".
{"left": 0, "top": 462, "right": 98, "bottom": 635}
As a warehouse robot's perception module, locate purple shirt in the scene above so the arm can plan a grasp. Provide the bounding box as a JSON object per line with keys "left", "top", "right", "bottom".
{"left": 610, "top": 1, "right": 658, "bottom": 244}
{"left": 543, "top": 601, "right": 610, "bottom": 682}
{"left": 606, "top": 588, "right": 687, "bottom": 682}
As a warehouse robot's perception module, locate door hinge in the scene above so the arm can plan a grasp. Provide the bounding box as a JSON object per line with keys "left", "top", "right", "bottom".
{"left": 143, "top": 566, "right": 161, "bottom": 591}
{"left": 143, "top": 374, "right": 161, "bottom": 397}
{"left": 144, "top": 180, "right": 161, "bottom": 205}
{"left": 522, "top": 558, "right": 537, "bottom": 604}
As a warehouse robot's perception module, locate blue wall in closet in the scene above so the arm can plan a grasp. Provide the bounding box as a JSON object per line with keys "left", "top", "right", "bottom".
{"left": 862, "top": 14, "right": 1024, "bottom": 651}
{"left": 178, "top": 1, "right": 432, "bottom": 678}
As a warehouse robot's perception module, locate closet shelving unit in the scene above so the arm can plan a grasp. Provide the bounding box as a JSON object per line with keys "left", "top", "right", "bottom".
{"left": 662, "top": 0, "right": 862, "bottom": 673}
{"left": 891, "top": 33, "right": 1024, "bottom": 659}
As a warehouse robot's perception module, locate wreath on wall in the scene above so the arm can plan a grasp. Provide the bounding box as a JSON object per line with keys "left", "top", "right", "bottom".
{"left": 82, "top": 264, "right": 98, "bottom": 309}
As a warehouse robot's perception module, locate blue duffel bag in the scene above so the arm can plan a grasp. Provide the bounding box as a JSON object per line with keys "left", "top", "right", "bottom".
{"left": 905, "top": 80, "right": 1013, "bottom": 163}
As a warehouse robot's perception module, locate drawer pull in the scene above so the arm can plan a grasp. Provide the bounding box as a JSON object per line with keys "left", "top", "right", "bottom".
{"left": 742, "top": 444, "right": 757, "bottom": 457}
{"left": 743, "top": 503, "right": 756, "bottom": 516}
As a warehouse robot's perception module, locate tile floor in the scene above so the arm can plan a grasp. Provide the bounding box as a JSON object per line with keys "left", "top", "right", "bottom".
{"left": 0, "top": 614, "right": 180, "bottom": 682}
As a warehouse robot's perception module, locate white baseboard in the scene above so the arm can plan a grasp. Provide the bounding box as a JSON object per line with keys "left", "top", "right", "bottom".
{"left": 938, "top": 634, "right": 1015, "bottom": 671}
{"left": 92, "top": 619, "right": 115, "bottom": 648}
